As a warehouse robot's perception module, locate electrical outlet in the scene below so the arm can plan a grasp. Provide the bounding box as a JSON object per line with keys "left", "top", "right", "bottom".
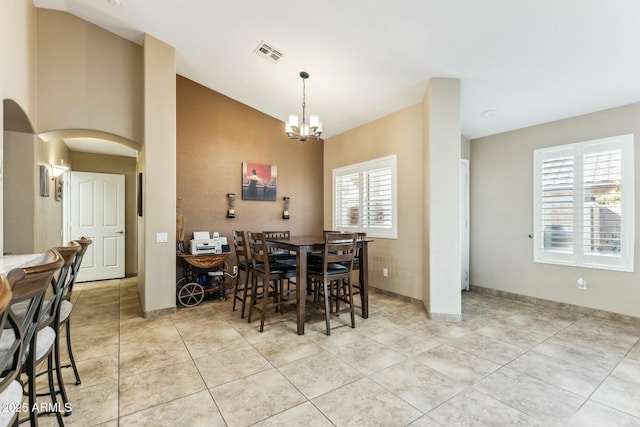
{"left": 577, "top": 277, "right": 587, "bottom": 290}
{"left": 233, "top": 265, "right": 238, "bottom": 275}
{"left": 383, "top": 268, "right": 388, "bottom": 277}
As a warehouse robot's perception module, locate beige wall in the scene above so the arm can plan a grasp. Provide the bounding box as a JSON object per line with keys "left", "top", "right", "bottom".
{"left": 36, "top": 9, "right": 143, "bottom": 141}
{"left": 1, "top": 0, "right": 37, "bottom": 255}
{"left": 141, "top": 34, "right": 176, "bottom": 314}
{"left": 70, "top": 152, "right": 138, "bottom": 276}
{"left": 424, "top": 78, "right": 462, "bottom": 319}
{"left": 176, "top": 76, "right": 324, "bottom": 256}
{"left": 471, "top": 102, "right": 640, "bottom": 317}
{"left": 324, "top": 104, "right": 424, "bottom": 299}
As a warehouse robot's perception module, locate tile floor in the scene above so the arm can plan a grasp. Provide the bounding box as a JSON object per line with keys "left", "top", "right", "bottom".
{"left": 36, "top": 277, "right": 640, "bottom": 426}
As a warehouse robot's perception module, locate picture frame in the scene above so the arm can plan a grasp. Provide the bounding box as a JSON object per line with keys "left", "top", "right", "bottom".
{"left": 241, "top": 162, "right": 277, "bottom": 201}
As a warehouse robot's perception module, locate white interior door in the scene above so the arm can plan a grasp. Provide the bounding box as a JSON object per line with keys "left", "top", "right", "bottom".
{"left": 460, "top": 159, "right": 470, "bottom": 291}
{"left": 69, "top": 172, "right": 125, "bottom": 282}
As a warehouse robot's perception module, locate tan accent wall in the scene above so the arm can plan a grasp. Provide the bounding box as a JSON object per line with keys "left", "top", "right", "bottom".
{"left": 176, "top": 76, "right": 324, "bottom": 254}
{"left": 324, "top": 104, "right": 424, "bottom": 299}
{"left": 70, "top": 152, "right": 138, "bottom": 276}
{"left": 471, "top": 102, "right": 640, "bottom": 317}
{"left": 36, "top": 8, "right": 143, "bottom": 142}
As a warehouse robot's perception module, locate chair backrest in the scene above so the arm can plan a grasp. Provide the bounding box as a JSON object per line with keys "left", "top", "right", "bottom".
{"left": 49, "top": 241, "right": 82, "bottom": 318}
{"left": 247, "top": 232, "right": 270, "bottom": 271}
{"left": 7, "top": 249, "right": 63, "bottom": 364}
{"left": 232, "top": 230, "right": 250, "bottom": 266}
{"left": 263, "top": 230, "right": 290, "bottom": 255}
{"left": 68, "top": 236, "right": 92, "bottom": 292}
{"left": 0, "top": 275, "right": 22, "bottom": 396}
{"left": 323, "top": 232, "right": 358, "bottom": 274}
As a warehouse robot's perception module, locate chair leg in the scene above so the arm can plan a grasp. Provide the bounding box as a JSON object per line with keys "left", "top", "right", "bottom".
{"left": 232, "top": 270, "right": 240, "bottom": 312}
{"left": 240, "top": 269, "right": 251, "bottom": 319}
{"left": 26, "top": 350, "right": 38, "bottom": 427}
{"left": 55, "top": 327, "right": 72, "bottom": 416}
{"left": 259, "top": 279, "right": 272, "bottom": 332}
{"left": 65, "top": 319, "right": 81, "bottom": 385}
{"left": 247, "top": 275, "right": 258, "bottom": 323}
{"left": 47, "top": 353, "right": 65, "bottom": 426}
{"left": 323, "top": 280, "right": 331, "bottom": 335}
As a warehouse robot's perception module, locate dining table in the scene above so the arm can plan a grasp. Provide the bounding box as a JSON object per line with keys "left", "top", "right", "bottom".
{"left": 265, "top": 235, "right": 371, "bottom": 335}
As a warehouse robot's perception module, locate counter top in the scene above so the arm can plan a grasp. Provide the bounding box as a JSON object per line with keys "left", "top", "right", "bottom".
{"left": 0, "top": 254, "right": 42, "bottom": 275}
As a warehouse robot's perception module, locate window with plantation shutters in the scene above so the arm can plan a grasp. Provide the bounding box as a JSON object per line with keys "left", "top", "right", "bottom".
{"left": 333, "top": 155, "right": 397, "bottom": 238}
{"left": 534, "top": 135, "right": 634, "bottom": 272}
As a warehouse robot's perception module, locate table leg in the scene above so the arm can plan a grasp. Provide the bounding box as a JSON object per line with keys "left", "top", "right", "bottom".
{"left": 296, "top": 247, "right": 308, "bottom": 334}
{"left": 359, "top": 241, "right": 369, "bottom": 318}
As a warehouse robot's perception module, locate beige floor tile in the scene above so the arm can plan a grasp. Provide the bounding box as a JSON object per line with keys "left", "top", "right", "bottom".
{"left": 209, "top": 368, "right": 306, "bottom": 427}
{"left": 415, "top": 343, "right": 500, "bottom": 383}
{"left": 473, "top": 367, "right": 586, "bottom": 425}
{"left": 327, "top": 337, "right": 406, "bottom": 375}
{"left": 508, "top": 350, "right": 607, "bottom": 397}
{"left": 372, "top": 358, "right": 468, "bottom": 412}
{"left": 119, "top": 338, "right": 193, "bottom": 377}
{"left": 370, "top": 327, "right": 445, "bottom": 356}
{"left": 119, "top": 361, "right": 206, "bottom": 416}
{"left": 253, "top": 402, "right": 334, "bottom": 426}
{"left": 428, "top": 389, "right": 548, "bottom": 427}
{"left": 252, "top": 333, "right": 324, "bottom": 366}
{"left": 568, "top": 400, "right": 640, "bottom": 427}
{"left": 119, "top": 390, "right": 226, "bottom": 427}
{"left": 277, "top": 350, "right": 363, "bottom": 399}
{"left": 591, "top": 375, "right": 640, "bottom": 418}
{"left": 312, "top": 377, "right": 422, "bottom": 426}
{"left": 44, "top": 380, "right": 118, "bottom": 427}
{"left": 181, "top": 326, "right": 249, "bottom": 359}
{"left": 195, "top": 344, "right": 272, "bottom": 388}
{"left": 449, "top": 332, "right": 526, "bottom": 364}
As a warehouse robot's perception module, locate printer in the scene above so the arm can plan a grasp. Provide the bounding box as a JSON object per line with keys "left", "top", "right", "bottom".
{"left": 190, "top": 231, "right": 229, "bottom": 255}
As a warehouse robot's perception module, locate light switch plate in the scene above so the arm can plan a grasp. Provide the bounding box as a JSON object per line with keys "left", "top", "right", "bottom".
{"left": 156, "top": 232, "right": 168, "bottom": 243}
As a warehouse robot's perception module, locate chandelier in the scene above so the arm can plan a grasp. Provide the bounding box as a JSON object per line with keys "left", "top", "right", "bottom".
{"left": 285, "top": 71, "right": 322, "bottom": 142}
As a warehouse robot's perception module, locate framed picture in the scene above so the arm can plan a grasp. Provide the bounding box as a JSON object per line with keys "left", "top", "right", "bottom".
{"left": 39, "top": 165, "right": 50, "bottom": 197}
{"left": 241, "top": 162, "right": 277, "bottom": 201}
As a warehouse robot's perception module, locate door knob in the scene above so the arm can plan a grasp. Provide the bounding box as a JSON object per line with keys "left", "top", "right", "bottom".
{"left": 116, "top": 230, "right": 124, "bottom": 234}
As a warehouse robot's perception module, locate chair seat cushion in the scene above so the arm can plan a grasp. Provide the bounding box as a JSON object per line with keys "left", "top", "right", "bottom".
{"left": 60, "top": 300, "right": 73, "bottom": 322}
{"left": 254, "top": 262, "right": 296, "bottom": 275}
{"left": 0, "top": 379, "right": 22, "bottom": 426}
{"left": 308, "top": 263, "right": 349, "bottom": 275}
{"left": 0, "top": 326, "right": 55, "bottom": 363}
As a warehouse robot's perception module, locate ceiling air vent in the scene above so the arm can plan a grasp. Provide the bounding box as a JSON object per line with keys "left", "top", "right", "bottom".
{"left": 254, "top": 41, "right": 284, "bottom": 63}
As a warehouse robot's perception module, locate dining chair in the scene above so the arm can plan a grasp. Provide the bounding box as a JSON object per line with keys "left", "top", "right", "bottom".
{"left": 0, "top": 274, "right": 22, "bottom": 427}
{"left": 247, "top": 232, "right": 297, "bottom": 332}
{"left": 58, "top": 236, "right": 92, "bottom": 387}
{"left": 231, "top": 230, "right": 252, "bottom": 318}
{"left": 307, "top": 232, "right": 358, "bottom": 335}
{"left": 3, "top": 249, "right": 64, "bottom": 426}
{"left": 47, "top": 242, "right": 82, "bottom": 416}
{"left": 262, "top": 230, "right": 296, "bottom": 264}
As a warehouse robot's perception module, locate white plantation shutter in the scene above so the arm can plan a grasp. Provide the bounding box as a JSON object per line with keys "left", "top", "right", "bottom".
{"left": 534, "top": 135, "right": 634, "bottom": 271}
{"left": 333, "top": 155, "right": 397, "bottom": 238}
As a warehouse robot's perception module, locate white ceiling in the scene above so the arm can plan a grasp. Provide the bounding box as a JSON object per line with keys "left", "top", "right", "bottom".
{"left": 34, "top": 0, "right": 640, "bottom": 140}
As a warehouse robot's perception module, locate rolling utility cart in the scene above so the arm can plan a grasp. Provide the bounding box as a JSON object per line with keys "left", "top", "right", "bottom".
{"left": 176, "top": 252, "right": 232, "bottom": 307}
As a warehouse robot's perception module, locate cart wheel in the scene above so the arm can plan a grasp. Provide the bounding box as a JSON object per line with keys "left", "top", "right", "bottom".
{"left": 177, "top": 282, "right": 205, "bottom": 307}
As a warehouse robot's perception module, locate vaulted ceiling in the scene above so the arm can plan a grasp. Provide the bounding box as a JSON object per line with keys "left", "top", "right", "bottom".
{"left": 34, "top": 0, "right": 640, "bottom": 140}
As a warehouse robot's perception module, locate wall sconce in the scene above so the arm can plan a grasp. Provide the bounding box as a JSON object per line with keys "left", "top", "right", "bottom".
{"left": 51, "top": 160, "right": 70, "bottom": 178}
{"left": 282, "top": 196, "right": 290, "bottom": 219}
{"left": 227, "top": 193, "right": 236, "bottom": 218}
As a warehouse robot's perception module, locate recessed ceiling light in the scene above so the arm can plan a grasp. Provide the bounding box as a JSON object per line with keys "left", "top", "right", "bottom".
{"left": 482, "top": 110, "right": 498, "bottom": 118}
{"left": 108, "top": 0, "right": 122, "bottom": 6}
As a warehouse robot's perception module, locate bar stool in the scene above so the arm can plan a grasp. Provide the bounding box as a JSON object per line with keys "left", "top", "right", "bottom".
{"left": 247, "top": 232, "right": 297, "bottom": 332}
{"left": 231, "top": 231, "right": 252, "bottom": 318}
{"left": 58, "top": 237, "right": 92, "bottom": 387}
{"left": 0, "top": 274, "right": 22, "bottom": 427}
{"left": 48, "top": 242, "right": 82, "bottom": 416}
{"left": 307, "top": 232, "right": 358, "bottom": 335}
{"left": 4, "top": 249, "right": 64, "bottom": 426}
